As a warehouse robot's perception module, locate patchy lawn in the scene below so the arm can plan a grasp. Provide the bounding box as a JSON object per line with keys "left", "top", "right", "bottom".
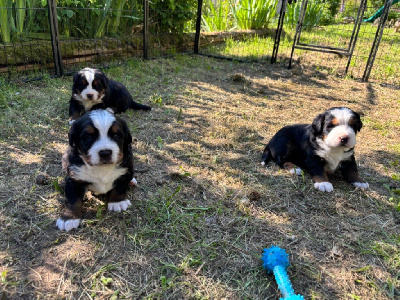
{"left": 0, "top": 55, "right": 399, "bottom": 299}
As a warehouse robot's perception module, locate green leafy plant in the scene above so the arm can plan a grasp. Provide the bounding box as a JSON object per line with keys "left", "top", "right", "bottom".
{"left": 201, "top": 0, "right": 232, "bottom": 32}
{"left": 230, "top": 0, "right": 278, "bottom": 30}
{"left": 285, "top": 0, "right": 324, "bottom": 30}
{"left": 149, "top": 0, "right": 197, "bottom": 33}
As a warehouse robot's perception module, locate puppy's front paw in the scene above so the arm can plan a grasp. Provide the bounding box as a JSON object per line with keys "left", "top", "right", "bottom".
{"left": 68, "top": 120, "right": 75, "bottom": 125}
{"left": 108, "top": 199, "right": 132, "bottom": 212}
{"left": 56, "top": 218, "right": 81, "bottom": 231}
{"left": 289, "top": 167, "right": 302, "bottom": 176}
{"left": 130, "top": 177, "right": 137, "bottom": 186}
{"left": 314, "top": 182, "right": 333, "bottom": 192}
{"left": 353, "top": 182, "right": 369, "bottom": 189}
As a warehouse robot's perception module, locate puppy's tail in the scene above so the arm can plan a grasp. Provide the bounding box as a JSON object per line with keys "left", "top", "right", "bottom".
{"left": 130, "top": 101, "right": 151, "bottom": 111}
{"left": 261, "top": 145, "right": 271, "bottom": 166}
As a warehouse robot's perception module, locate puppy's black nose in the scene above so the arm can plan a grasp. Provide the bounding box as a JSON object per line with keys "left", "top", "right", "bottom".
{"left": 340, "top": 136, "right": 348, "bottom": 145}
{"left": 86, "top": 94, "right": 94, "bottom": 100}
{"left": 99, "top": 149, "right": 112, "bottom": 159}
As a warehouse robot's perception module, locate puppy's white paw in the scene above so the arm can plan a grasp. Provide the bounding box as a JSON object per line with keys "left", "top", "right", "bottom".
{"left": 68, "top": 120, "right": 75, "bottom": 125}
{"left": 106, "top": 107, "right": 115, "bottom": 114}
{"left": 289, "top": 168, "right": 302, "bottom": 176}
{"left": 108, "top": 199, "right": 132, "bottom": 212}
{"left": 261, "top": 161, "right": 266, "bottom": 166}
{"left": 130, "top": 177, "right": 138, "bottom": 186}
{"left": 314, "top": 182, "right": 333, "bottom": 192}
{"left": 353, "top": 182, "right": 369, "bottom": 189}
{"left": 56, "top": 218, "right": 81, "bottom": 231}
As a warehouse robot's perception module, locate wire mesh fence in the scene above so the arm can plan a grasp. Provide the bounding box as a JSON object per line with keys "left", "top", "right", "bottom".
{"left": 0, "top": 5, "right": 53, "bottom": 80}
{"left": 0, "top": 0, "right": 399, "bottom": 86}
{"left": 56, "top": 5, "right": 144, "bottom": 74}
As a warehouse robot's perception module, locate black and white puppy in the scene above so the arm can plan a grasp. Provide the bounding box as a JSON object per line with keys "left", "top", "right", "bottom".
{"left": 261, "top": 107, "right": 369, "bottom": 192}
{"left": 57, "top": 109, "right": 136, "bottom": 231}
{"left": 69, "top": 67, "right": 151, "bottom": 123}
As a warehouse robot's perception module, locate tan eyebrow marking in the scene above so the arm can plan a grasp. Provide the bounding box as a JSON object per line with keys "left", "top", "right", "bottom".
{"left": 111, "top": 125, "right": 119, "bottom": 133}
{"left": 331, "top": 118, "right": 339, "bottom": 126}
{"left": 85, "top": 125, "right": 95, "bottom": 134}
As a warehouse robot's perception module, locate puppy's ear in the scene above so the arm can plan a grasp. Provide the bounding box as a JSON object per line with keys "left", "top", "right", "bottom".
{"left": 312, "top": 113, "right": 325, "bottom": 135}
{"left": 97, "top": 69, "right": 109, "bottom": 89}
{"left": 121, "top": 120, "right": 132, "bottom": 153}
{"left": 73, "top": 71, "right": 80, "bottom": 83}
{"left": 352, "top": 111, "right": 363, "bottom": 132}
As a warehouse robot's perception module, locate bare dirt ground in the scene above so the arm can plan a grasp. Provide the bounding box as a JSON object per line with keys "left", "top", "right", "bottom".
{"left": 0, "top": 55, "right": 399, "bottom": 299}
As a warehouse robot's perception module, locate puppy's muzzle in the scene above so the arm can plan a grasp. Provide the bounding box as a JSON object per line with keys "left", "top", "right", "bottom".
{"left": 99, "top": 149, "right": 113, "bottom": 163}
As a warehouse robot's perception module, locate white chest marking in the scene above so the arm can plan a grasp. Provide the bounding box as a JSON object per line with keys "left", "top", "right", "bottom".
{"left": 73, "top": 93, "right": 103, "bottom": 111}
{"left": 70, "top": 164, "right": 127, "bottom": 195}
{"left": 315, "top": 139, "right": 353, "bottom": 172}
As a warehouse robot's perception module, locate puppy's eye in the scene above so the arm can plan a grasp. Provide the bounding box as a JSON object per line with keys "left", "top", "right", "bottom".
{"left": 81, "top": 134, "right": 94, "bottom": 142}
{"left": 327, "top": 123, "right": 335, "bottom": 129}
{"left": 112, "top": 133, "right": 121, "bottom": 139}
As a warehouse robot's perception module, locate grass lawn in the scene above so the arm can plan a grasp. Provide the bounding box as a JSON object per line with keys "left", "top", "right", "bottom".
{"left": 0, "top": 55, "right": 399, "bottom": 299}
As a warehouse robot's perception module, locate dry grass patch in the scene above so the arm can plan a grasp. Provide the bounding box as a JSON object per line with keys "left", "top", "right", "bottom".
{"left": 0, "top": 55, "right": 399, "bottom": 299}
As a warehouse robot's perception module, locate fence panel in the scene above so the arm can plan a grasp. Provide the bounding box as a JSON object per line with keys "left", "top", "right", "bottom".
{"left": 0, "top": 4, "right": 54, "bottom": 80}
{"left": 0, "top": 0, "right": 399, "bottom": 86}
{"left": 55, "top": 2, "right": 144, "bottom": 75}
{"left": 198, "top": 0, "right": 280, "bottom": 62}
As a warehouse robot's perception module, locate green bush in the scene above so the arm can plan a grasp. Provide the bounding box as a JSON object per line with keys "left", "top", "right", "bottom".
{"left": 320, "top": 0, "right": 341, "bottom": 25}
{"left": 149, "top": 0, "right": 197, "bottom": 33}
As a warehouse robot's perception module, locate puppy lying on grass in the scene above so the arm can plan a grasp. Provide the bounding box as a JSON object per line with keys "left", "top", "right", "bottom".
{"left": 261, "top": 107, "right": 369, "bottom": 192}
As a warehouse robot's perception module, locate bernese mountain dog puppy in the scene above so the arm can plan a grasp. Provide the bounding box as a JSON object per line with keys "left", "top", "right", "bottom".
{"left": 57, "top": 109, "right": 136, "bottom": 231}
{"left": 69, "top": 67, "right": 151, "bottom": 124}
{"left": 261, "top": 107, "right": 369, "bottom": 192}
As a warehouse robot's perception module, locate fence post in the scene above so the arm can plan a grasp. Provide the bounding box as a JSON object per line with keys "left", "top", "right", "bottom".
{"left": 288, "top": 0, "right": 308, "bottom": 68}
{"left": 271, "top": 0, "right": 288, "bottom": 64}
{"left": 362, "top": 0, "right": 392, "bottom": 82}
{"left": 47, "top": 0, "right": 63, "bottom": 76}
{"left": 194, "top": 0, "right": 203, "bottom": 54}
{"left": 143, "top": 0, "right": 149, "bottom": 59}
{"left": 345, "top": 0, "right": 367, "bottom": 75}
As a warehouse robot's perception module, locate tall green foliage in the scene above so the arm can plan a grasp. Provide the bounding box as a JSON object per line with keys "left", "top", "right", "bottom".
{"left": 285, "top": 0, "right": 324, "bottom": 30}
{"left": 201, "top": 0, "right": 231, "bottom": 32}
{"left": 231, "top": 0, "right": 278, "bottom": 30}
{"left": 15, "top": 0, "right": 25, "bottom": 34}
{"left": 0, "top": 0, "right": 11, "bottom": 42}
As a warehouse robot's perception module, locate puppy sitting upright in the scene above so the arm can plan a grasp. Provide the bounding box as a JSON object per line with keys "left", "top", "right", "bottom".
{"left": 69, "top": 68, "right": 151, "bottom": 123}
{"left": 57, "top": 110, "right": 135, "bottom": 231}
{"left": 261, "top": 107, "right": 369, "bottom": 192}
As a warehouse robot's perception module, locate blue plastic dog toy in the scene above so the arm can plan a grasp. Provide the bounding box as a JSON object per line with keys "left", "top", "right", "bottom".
{"left": 261, "top": 246, "right": 304, "bottom": 300}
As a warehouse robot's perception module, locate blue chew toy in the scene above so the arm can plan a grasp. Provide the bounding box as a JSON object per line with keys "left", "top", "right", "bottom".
{"left": 261, "top": 246, "right": 304, "bottom": 300}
